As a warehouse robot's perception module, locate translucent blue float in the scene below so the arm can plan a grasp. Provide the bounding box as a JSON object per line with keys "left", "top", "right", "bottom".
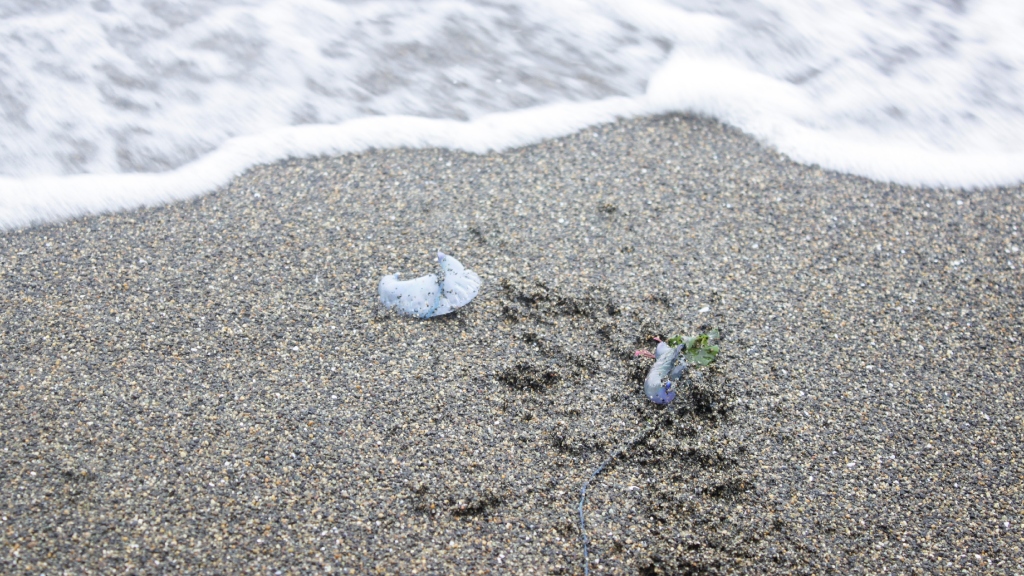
{"left": 378, "top": 252, "right": 481, "bottom": 318}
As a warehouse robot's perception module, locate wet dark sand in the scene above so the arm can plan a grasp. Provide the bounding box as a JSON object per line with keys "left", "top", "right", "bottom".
{"left": 1, "top": 115, "right": 1022, "bottom": 574}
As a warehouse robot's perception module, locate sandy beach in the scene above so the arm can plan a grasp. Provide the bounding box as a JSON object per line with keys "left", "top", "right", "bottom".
{"left": 2, "top": 114, "right": 1022, "bottom": 574}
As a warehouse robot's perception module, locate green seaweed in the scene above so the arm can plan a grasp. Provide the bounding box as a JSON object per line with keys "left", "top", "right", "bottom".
{"left": 667, "top": 328, "right": 720, "bottom": 366}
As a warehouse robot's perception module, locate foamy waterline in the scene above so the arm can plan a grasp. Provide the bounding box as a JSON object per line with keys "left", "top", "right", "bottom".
{"left": 4, "top": 64, "right": 1024, "bottom": 231}
{"left": 0, "top": 97, "right": 643, "bottom": 230}
{"left": 2, "top": 0, "right": 1023, "bottom": 229}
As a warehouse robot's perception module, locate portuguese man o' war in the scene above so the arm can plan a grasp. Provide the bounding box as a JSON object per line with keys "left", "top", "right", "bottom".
{"left": 642, "top": 342, "right": 687, "bottom": 405}
{"left": 378, "top": 252, "right": 481, "bottom": 318}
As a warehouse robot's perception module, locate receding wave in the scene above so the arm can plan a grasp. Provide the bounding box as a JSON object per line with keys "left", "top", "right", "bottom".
{"left": 1, "top": 0, "right": 1022, "bottom": 228}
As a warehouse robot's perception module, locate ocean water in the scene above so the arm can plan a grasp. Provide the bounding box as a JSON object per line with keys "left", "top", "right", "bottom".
{"left": 1, "top": 0, "right": 1022, "bottom": 228}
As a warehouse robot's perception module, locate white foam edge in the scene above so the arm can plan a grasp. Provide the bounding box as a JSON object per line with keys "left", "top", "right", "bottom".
{"left": 643, "top": 54, "right": 1024, "bottom": 192}
{"left": 0, "top": 96, "right": 647, "bottom": 231}
{"left": 4, "top": 50, "right": 1024, "bottom": 231}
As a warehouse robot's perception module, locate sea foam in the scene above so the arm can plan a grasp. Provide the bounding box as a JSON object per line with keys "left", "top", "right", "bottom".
{"left": 1, "top": 0, "right": 1023, "bottom": 229}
